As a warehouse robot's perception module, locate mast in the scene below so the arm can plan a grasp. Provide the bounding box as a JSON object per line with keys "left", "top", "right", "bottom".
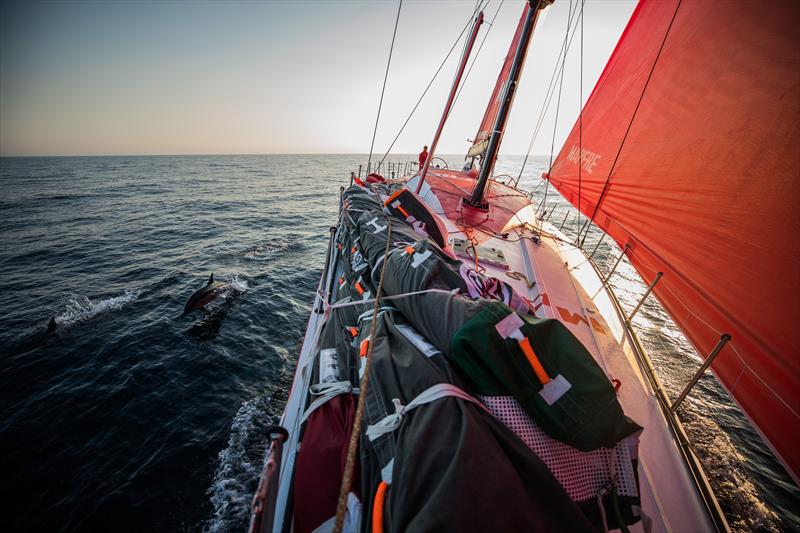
{"left": 466, "top": 0, "right": 545, "bottom": 208}
{"left": 416, "top": 11, "right": 484, "bottom": 194}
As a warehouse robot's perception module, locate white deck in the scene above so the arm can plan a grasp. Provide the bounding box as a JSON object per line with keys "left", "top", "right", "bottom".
{"left": 439, "top": 212, "right": 716, "bottom": 532}
{"left": 265, "top": 181, "right": 722, "bottom": 533}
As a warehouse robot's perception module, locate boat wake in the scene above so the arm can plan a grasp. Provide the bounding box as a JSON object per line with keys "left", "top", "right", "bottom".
{"left": 681, "top": 411, "right": 781, "bottom": 532}
{"left": 56, "top": 289, "right": 142, "bottom": 328}
{"left": 205, "top": 395, "right": 273, "bottom": 533}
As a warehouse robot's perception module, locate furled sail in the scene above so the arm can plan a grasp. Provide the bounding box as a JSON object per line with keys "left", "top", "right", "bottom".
{"left": 467, "top": 3, "right": 531, "bottom": 158}
{"left": 546, "top": 0, "right": 800, "bottom": 481}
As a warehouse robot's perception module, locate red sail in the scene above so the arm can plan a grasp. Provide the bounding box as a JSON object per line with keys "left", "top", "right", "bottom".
{"left": 467, "top": 4, "right": 531, "bottom": 158}
{"left": 547, "top": 0, "right": 800, "bottom": 481}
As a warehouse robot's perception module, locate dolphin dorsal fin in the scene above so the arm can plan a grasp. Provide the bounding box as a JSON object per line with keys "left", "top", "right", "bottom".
{"left": 207, "top": 273, "right": 214, "bottom": 285}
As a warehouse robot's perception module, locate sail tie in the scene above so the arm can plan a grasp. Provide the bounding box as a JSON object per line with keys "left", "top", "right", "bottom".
{"left": 300, "top": 381, "right": 358, "bottom": 424}
{"left": 333, "top": 215, "right": 394, "bottom": 533}
{"left": 365, "top": 383, "right": 489, "bottom": 441}
{"left": 320, "top": 287, "right": 461, "bottom": 312}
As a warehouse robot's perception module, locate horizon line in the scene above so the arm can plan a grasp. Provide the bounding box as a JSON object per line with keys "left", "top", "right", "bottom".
{"left": 0, "top": 152, "right": 550, "bottom": 158}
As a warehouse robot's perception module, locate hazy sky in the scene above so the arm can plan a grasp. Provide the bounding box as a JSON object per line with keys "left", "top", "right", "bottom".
{"left": 0, "top": 0, "right": 636, "bottom": 157}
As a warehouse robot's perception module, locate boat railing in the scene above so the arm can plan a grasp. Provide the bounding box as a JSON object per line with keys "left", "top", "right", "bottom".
{"left": 493, "top": 173, "right": 519, "bottom": 188}
{"left": 529, "top": 197, "right": 730, "bottom": 532}
{"left": 359, "top": 159, "right": 449, "bottom": 181}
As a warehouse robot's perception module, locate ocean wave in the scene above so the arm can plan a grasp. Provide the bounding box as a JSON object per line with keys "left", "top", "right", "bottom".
{"left": 56, "top": 289, "right": 142, "bottom": 328}
{"left": 205, "top": 396, "right": 272, "bottom": 533}
{"left": 243, "top": 239, "right": 290, "bottom": 262}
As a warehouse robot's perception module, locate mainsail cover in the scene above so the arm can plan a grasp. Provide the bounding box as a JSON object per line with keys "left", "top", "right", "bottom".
{"left": 546, "top": 0, "right": 800, "bottom": 481}
{"left": 467, "top": 3, "right": 531, "bottom": 158}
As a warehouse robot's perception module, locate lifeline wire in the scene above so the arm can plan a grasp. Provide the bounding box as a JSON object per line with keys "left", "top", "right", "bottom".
{"left": 367, "top": 0, "right": 403, "bottom": 175}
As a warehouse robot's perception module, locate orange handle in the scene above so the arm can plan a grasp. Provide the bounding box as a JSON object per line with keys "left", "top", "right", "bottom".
{"left": 373, "top": 481, "right": 389, "bottom": 533}
{"left": 518, "top": 337, "right": 551, "bottom": 385}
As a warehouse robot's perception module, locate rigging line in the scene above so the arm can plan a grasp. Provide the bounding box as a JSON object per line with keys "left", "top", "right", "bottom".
{"left": 576, "top": 0, "right": 583, "bottom": 244}
{"left": 367, "top": 0, "right": 403, "bottom": 174}
{"left": 451, "top": 0, "right": 505, "bottom": 113}
{"left": 438, "top": 0, "right": 493, "bottom": 133}
{"left": 579, "top": 0, "right": 682, "bottom": 247}
{"left": 541, "top": 0, "right": 576, "bottom": 217}
{"left": 378, "top": 0, "right": 488, "bottom": 168}
{"left": 516, "top": 0, "right": 581, "bottom": 184}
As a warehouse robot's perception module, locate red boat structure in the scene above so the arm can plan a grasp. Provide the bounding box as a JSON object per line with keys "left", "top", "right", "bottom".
{"left": 250, "top": 1, "right": 799, "bottom": 531}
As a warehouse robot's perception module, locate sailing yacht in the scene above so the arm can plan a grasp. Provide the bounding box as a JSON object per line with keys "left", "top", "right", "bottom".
{"left": 249, "top": 1, "right": 799, "bottom": 531}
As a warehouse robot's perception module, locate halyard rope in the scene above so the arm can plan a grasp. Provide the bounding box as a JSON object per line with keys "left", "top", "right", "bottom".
{"left": 333, "top": 215, "right": 394, "bottom": 533}
{"left": 451, "top": 0, "right": 505, "bottom": 114}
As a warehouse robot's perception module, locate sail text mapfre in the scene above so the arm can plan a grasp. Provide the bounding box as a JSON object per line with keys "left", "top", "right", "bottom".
{"left": 547, "top": 0, "right": 800, "bottom": 482}
{"left": 565, "top": 145, "right": 601, "bottom": 174}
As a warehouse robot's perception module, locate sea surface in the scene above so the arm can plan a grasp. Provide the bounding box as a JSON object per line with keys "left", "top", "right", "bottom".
{"left": 0, "top": 154, "right": 796, "bottom": 532}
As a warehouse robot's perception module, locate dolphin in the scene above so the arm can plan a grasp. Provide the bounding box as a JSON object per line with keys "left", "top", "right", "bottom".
{"left": 180, "top": 273, "right": 230, "bottom": 318}
{"left": 6, "top": 317, "right": 59, "bottom": 356}
{"left": 184, "top": 296, "right": 236, "bottom": 340}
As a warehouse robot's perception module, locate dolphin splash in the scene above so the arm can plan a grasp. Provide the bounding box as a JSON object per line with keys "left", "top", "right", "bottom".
{"left": 180, "top": 273, "right": 230, "bottom": 318}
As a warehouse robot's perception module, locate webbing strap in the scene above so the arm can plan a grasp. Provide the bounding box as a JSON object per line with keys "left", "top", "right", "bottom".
{"left": 301, "top": 380, "right": 358, "bottom": 424}
{"left": 325, "top": 288, "right": 460, "bottom": 312}
{"left": 365, "top": 383, "right": 488, "bottom": 441}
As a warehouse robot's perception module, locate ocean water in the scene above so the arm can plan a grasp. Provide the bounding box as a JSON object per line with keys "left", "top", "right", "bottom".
{"left": 0, "top": 154, "right": 796, "bottom": 532}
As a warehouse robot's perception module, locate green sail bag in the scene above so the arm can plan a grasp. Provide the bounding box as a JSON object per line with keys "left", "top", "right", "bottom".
{"left": 450, "top": 301, "right": 641, "bottom": 451}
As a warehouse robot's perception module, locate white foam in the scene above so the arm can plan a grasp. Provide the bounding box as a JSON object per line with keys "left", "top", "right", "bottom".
{"left": 56, "top": 289, "right": 142, "bottom": 328}
{"left": 243, "top": 239, "right": 289, "bottom": 262}
{"left": 227, "top": 274, "right": 249, "bottom": 293}
{"left": 206, "top": 396, "right": 270, "bottom": 533}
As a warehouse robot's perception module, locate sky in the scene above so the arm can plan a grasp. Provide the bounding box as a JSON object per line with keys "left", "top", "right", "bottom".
{"left": 0, "top": 0, "right": 637, "bottom": 157}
